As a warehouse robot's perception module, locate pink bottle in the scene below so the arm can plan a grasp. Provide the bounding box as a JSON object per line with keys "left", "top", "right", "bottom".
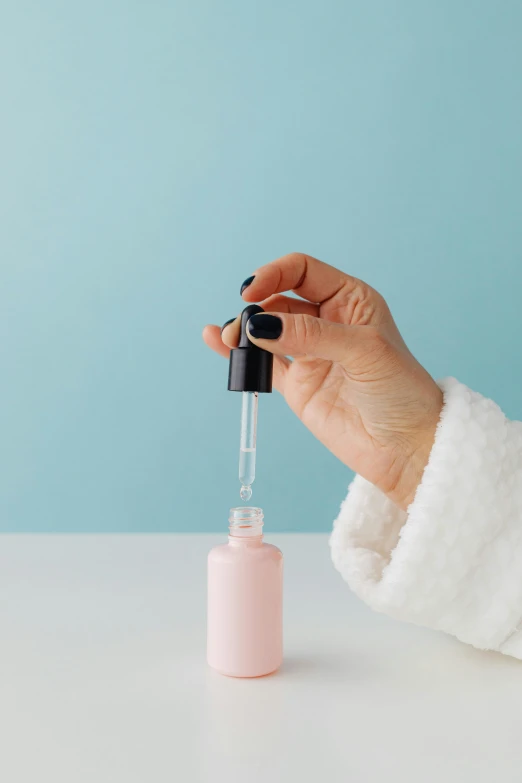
{"left": 207, "top": 506, "right": 283, "bottom": 677}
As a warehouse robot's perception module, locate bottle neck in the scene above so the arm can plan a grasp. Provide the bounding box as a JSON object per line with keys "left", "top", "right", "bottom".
{"left": 228, "top": 506, "right": 264, "bottom": 546}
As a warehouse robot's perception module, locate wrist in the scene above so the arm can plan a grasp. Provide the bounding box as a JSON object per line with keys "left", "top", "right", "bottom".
{"left": 391, "top": 437, "right": 435, "bottom": 510}
{"left": 385, "top": 393, "right": 443, "bottom": 511}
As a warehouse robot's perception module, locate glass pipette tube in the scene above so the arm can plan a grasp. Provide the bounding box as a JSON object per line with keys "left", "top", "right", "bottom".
{"left": 239, "top": 391, "right": 258, "bottom": 501}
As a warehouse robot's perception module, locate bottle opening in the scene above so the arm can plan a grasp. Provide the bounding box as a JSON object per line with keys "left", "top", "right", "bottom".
{"left": 229, "top": 506, "right": 264, "bottom": 537}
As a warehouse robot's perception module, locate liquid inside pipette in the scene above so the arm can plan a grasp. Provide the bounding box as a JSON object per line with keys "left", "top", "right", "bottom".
{"left": 239, "top": 391, "right": 258, "bottom": 501}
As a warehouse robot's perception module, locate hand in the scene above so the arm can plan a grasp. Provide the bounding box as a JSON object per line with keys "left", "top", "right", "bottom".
{"left": 203, "top": 253, "right": 443, "bottom": 510}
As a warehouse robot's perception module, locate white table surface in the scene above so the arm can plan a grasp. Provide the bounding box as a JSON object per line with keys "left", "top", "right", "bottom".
{"left": 1, "top": 534, "right": 521, "bottom": 783}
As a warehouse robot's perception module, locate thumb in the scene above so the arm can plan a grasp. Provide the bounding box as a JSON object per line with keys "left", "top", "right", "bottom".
{"left": 246, "top": 312, "right": 376, "bottom": 363}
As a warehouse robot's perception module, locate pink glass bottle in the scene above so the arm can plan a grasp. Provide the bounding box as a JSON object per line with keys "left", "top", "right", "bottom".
{"left": 207, "top": 506, "right": 283, "bottom": 678}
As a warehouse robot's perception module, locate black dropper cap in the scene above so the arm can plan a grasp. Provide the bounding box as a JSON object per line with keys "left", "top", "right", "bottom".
{"left": 227, "top": 305, "right": 273, "bottom": 393}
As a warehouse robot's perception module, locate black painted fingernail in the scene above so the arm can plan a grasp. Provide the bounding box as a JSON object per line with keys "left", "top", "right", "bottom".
{"left": 247, "top": 314, "right": 282, "bottom": 340}
{"left": 240, "top": 275, "right": 255, "bottom": 295}
{"left": 220, "top": 317, "right": 235, "bottom": 334}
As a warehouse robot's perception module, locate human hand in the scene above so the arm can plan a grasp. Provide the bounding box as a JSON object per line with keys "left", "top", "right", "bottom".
{"left": 203, "top": 253, "right": 443, "bottom": 510}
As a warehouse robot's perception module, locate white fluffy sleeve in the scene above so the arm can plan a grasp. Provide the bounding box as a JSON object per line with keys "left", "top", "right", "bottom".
{"left": 330, "top": 377, "right": 522, "bottom": 659}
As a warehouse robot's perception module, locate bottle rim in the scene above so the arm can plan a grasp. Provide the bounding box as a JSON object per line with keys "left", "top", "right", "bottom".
{"left": 229, "top": 506, "right": 264, "bottom": 535}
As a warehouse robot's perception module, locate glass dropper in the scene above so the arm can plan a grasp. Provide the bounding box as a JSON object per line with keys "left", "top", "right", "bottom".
{"left": 239, "top": 391, "right": 258, "bottom": 501}
{"left": 227, "top": 304, "right": 273, "bottom": 504}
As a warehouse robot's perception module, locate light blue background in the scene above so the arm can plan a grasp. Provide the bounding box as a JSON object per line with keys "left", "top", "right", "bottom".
{"left": 1, "top": 1, "right": 521, "bottom": 532}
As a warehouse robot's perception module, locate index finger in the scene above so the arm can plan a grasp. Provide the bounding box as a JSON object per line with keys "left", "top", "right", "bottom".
{"left": 241, "top": 252, "right": 356, "bottom": 304}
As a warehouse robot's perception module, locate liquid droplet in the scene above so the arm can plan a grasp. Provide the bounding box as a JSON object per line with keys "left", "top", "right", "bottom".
{"left": 240, "top": 485, "right": 252, "bottom": 502}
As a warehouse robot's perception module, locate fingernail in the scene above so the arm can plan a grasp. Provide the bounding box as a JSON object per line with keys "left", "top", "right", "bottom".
{"left": 240, "top": 275, "right": 255, "bottom": 295}
{"left": 220, "top": 317, "right": 235, "bottom": 334}
{"left": 247, "top": 314, "right": 282, "bottom": 340}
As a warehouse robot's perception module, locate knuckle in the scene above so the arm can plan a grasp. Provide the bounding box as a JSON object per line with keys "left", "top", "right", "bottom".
{"left": 281, "top": 251, "right": 306, "bottom": 269}
{"left": 292, "top": 253, "right": 309, "bottom": 290}
{"left": 344, "top": 279, "right": 388, "bottom": 326}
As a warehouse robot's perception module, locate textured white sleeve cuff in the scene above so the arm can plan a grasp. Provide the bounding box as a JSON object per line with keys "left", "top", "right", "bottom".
{"left": 330, "top": 377, "right": 522, "bottom": 659}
